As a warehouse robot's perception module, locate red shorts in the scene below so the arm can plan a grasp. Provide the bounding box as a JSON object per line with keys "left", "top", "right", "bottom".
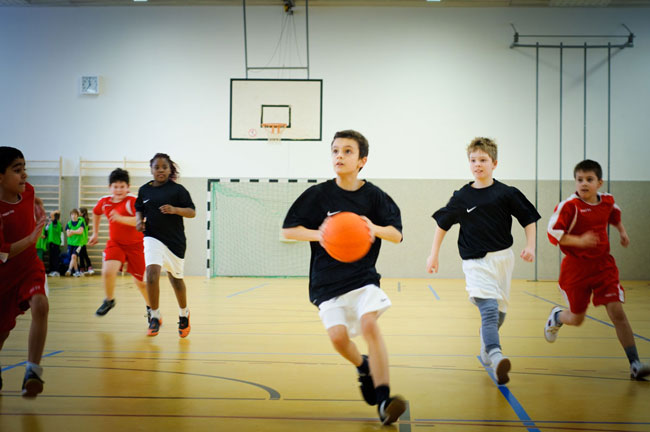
{"left": 103, "top": 240, "right": 145, "bottom": 281}
{"left": 558, "top": 254, "right": 624, "bottom": 314}
{"left": 0, "top": 263, "right": 47, "bottom": 332}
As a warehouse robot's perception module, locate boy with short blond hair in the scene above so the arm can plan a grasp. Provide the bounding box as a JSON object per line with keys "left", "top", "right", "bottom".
{"left": 282, "top": 130, "right": 406, "bottom": 425}
{"left": 426, "top": 137, "right": 540, "bottom": 385}
{"left": 545, "top": 159, "right": 649, "bottom": 380}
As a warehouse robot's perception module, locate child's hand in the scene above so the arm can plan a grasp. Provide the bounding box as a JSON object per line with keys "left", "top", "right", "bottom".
{"left": 108, "top": 210, "right": 123, "bottom": 223}
{"left": 159, "top": 204, "right": 176, "bottom": 214}
{"left": 136, "top": 217, "right": 146, "bottom": 232}
{"left": 520, "top": 246, "right": 535, "bottom": 262}
{"left": 426, "top": 254, "right": 439, "bottom": 274}
{"left": 578, "top": 231, "right": 599, "bottom": 248}
{"left": 88, "top": 234, "right": 98, "bottom": 246}
{"left": 29, "top": 218, "right": 47, "bottom": 245}
{"left": 620, "top": 232, "right": 630, "bottom": 247}
{"left": 359, "top": 216, "right": 377, "bottom": 243}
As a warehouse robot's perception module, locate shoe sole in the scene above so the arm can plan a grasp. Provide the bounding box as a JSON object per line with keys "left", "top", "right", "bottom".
{"left": 382, "top": 396, "right": 406, "bottom": 425}
{"left": 95, "top": 303, "right": 115, "bottom": 317}
{"left": 495, "top": 358, "right": 511, "bottom": 385}
{"left": 178, "top": 326, "right": 191, "bottom": 338}
{"left": 544, "top": 307, "right": 561, "bottom": 343}
{"left": 22, "top": 379, "right": 44, "bottom": 398}
{"left": 631, "top": 369, "right": 650, "bottom": 381}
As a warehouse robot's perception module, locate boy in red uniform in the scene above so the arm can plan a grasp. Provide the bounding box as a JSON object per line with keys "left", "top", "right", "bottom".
{"left": 89, "top": 168, "right": 150, "bottom": 319}
{"left": 0, "top": 146, "right": 49, "bottom": 398}
{"left": 545, "top": 159, "right": 649, "bottom": 380}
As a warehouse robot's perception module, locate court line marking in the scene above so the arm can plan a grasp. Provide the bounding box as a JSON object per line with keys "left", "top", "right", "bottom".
{"left": 0, "top": 350, "right": 63, "bottom": 372}
{"left": 427, "top": 285, "right": 440, "bottom": 300}
{"left": 523, "top": 291, "right": 650, "bottom": 342}
{"left": 227, "top": 283, "right": 270, "bottom": 298}
{"left": 44, "top": 364, "right": 281, "bottom": 399}
{"left": 415, "top": 419, "right": 650, "bottom": 426}
{"left": 478, "top": 356, "right": 540, "bottom": 432}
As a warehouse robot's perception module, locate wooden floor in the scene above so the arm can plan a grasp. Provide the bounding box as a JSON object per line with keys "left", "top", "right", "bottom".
{"left": 1, "top": 276, "right": 649, "bottom": 432}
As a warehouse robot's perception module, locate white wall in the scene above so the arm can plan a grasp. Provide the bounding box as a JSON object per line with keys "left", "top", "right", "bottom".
{"left": 1, "top": 6, "right": 649, "bottom": 181}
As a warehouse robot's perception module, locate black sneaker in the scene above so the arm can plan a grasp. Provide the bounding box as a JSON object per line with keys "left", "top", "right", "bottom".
{"left": 22, "top": 369, "right": 44, "bottom": 398}
{"left": 358, "top": 355, "right": 376, "bottom": 405}
{"left": 378, "top": 395, "right": 406, "bottom": 425}
{"left": 95, "top": 299, "right": 116, "bottom": 316}
{"left": 178, "top": 313, "right": 190, "bottom": 338}
{"left": 147, "top": 317, "right": 162, "bottom": 336}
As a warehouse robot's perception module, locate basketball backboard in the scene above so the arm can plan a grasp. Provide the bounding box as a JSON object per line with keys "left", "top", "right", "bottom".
{"left": 230, "top": 79, "right": 322, "bottom": 141}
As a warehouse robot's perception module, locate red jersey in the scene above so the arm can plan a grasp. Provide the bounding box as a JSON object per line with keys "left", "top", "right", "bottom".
{"left": 547, "top": 192, "right": 621, "bottom": 260}
{"left": 93, "top": 194, "right": 143, "bottom": 245}
{"left": 0, "top": 182, "right": 44, "bottom": 285}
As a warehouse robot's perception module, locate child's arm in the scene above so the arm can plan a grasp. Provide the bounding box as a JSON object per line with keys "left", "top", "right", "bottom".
{"left": 2, "top": 217, "right": 47, "bottom": 261}
{"left": 520, "top": 222, "right": 536, "bottom": 262}
{"left": 108, "top": 210, "right": 137, "bottom": 227}
{"left": 559, "top": 231, "right": 599, "bottom": 248}
{"left": 426, "top": 226, "right": 447, "bottom": 274}
{"left": 360, "top": 216, "right": 402, "bottom": 244}
{"left": 613, "top": 221, "right": 630, "bottom": 247}
{"left": 135, "top": 211, "right": 145, "bottom": 232}
{"left": 282, "top": 226, "right": 321, "bottom": 242}
{"left": 88, "top": 213, "right": 102, "bottom": 246}
{"left": 159, "top": 205, "right": 196, "bottom": 218}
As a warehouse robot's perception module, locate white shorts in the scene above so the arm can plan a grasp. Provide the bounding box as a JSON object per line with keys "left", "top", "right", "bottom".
{"left": 462, "top": 248, "right": 514, "bottom": 313}
{"left": 143, "top": 236, "right": 185, "bottom": 279}
{"left": 318, "top": 284, "right": 391, "bottom": 338}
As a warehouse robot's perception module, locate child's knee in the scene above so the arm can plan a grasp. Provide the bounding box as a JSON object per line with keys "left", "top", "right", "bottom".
{"left": 328, "top": 326, "right": 350, "bottom": 349}
{"left": 360, "top": 314, "right": 380, "bottom": 340}
{"left": 566, "top": 312, "right": 585, "bottom": 326}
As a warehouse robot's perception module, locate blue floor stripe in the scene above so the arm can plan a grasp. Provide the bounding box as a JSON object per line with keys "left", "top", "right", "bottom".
{"left": 1, "top": 350, "right": 64, "bottom": 372}
{"left": 227, "top": 283, "right": 270, "bottom": 298}
{"left": 478, "top": 356, "right": 540, "bottom": 432}
{"left": 523, "top": 291, "right": 650, "bottom": 342}
{"left": 427, "top": 285, "right": 440, "bottom": 300}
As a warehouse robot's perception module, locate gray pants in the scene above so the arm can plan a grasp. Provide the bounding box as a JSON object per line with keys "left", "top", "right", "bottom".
{"left": 474, "top": 297, "right": 506, "bottom": 353}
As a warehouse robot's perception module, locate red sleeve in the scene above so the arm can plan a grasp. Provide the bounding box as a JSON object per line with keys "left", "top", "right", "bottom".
{"left": 93, "top": 197, "right": 105, "bottom": 216}
{"left": 547, "top": 200, "right": 577, "bottom": 246}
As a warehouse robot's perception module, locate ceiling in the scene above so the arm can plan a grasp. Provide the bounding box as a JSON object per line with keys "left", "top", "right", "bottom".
{"left": 2, "top": 0, "right": 650, "bottom": 7}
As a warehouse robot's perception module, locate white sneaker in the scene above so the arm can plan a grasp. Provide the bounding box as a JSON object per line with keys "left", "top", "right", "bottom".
{"left": 48, "top": 271, "right": 60, "bottom": 277}
{"left": 64, "top": 270, "right": 71, "bottom": 277}
{"left": 73, "top": 271, "right": 84, "bottom": 277}
{"left": 489, "top": 349, "right": 511, "bottom": 385}
{"left": 630, "top": 361, "right": 650, "bottom": 380}
{"left": 479, "top": 328, "right": 491, "bottom": 366}
{"left": 86, "top": 267, "right": 95, "bottom": 275}
{"left": 544, "top": 306, "right": 563, "bottom": 343}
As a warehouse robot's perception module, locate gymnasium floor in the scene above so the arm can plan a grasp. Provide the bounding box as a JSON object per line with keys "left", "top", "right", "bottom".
{"left": 1, "top": 276, "right": 648, "bottom": 432}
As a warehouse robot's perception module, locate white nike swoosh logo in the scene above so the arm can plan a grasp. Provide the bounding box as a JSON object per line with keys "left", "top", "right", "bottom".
{"left": 143, "top": 199, "right": 150, "bottom": 203}
{"left": 327, "top": 211, "right": 341, "bottom": 217}
{"left": 467, "top": 206, "right": 477, "bottom": 213}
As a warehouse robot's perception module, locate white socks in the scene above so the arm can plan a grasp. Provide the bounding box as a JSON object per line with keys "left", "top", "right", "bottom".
{"left": 179, "top": 307, "right": 189, "bottom": 318}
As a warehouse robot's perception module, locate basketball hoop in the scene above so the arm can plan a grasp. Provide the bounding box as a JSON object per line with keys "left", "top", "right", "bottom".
{"left": 261, "top": 123, "right": 287, "bottom": 142}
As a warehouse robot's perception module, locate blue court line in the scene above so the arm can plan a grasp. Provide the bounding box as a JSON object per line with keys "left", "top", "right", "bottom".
{"left": 523, "top": 291, "right": 650, "bottom": 343}
{"left": 427, "top": 285, "right": 440, "bottom": 300}
{"left": 227, "top": 283, "right": 270, "bottom": 298}
{"left": 415, "top": 418, "right": 650, "bottom": 426}
{"left": 478, "top": 356, "right": 540, "bottom": 432}
{"left": 1, "top": 350, "right": 64, "bottom": 372}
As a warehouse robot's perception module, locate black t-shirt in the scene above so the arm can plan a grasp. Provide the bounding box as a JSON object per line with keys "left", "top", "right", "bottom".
{"left": 433, "top": 180, "right": 540, "bottom": 260}
{"left": 283, "top": 179, "right": 402, "bottom": 307}
{"left": 135, "top": 180, "right": 195, "bottom": 258}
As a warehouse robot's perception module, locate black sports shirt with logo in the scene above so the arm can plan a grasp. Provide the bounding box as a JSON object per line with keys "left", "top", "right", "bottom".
{"left": 283, "top": 179, "right": 402, "bottom": 307}
{"left": 135, "top": 180, "right": 195, "bottom": 259}
{"left": 433, "top": 180, "right": 540, "bottom": 260}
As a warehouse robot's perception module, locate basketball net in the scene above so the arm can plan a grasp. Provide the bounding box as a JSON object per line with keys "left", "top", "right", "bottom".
{"left": 261, "top": 123, "right": 287, "bottom": 143}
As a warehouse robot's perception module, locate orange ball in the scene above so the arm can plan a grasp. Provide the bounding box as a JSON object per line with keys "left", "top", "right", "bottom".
{"left": 321, "top": 212, "right": 372, "bottom": 263}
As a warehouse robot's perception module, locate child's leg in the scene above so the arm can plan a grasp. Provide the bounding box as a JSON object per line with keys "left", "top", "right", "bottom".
{"left": 134, "top": 277, "right": 150, "bottom": 305}
{"left": 168, "top": 274, "right": 187, "bottom": 309}
{"left": 145, "top": 265, "right": 161, "bottom": 310}
{"left": 0, "top": 331, "right": 8, "bottom": 390}
{"left": 605, "top": 302, "right": 635, "bottom": 354}
{"left": 102, "top": 260, "right": 122, "bottom": 301}
{"left": 475, "top": 298, "right": 501, "bottom": 353}
{"left": 27, "top": 294, "right": 48, "bottom": 365}
{"left": 360, "top": 312, "right": 389, "bottom": 387}
{"left": 327, "top": 324, "right": 363, "bottom": 366}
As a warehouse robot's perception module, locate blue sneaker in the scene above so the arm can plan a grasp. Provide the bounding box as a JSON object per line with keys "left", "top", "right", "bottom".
{"left": 22, "top": 369, "right": 44, "bottom": 398}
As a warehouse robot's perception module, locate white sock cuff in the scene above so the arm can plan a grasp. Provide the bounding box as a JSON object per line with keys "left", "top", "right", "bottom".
{"left": 150, "top": 309, "right": 161, "bottom": 319}
{"left": 26, "top": 362, "right": 43, "bottom": 378}
{"left": 179, "top": 307, "right": 189, "bottom": 317}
